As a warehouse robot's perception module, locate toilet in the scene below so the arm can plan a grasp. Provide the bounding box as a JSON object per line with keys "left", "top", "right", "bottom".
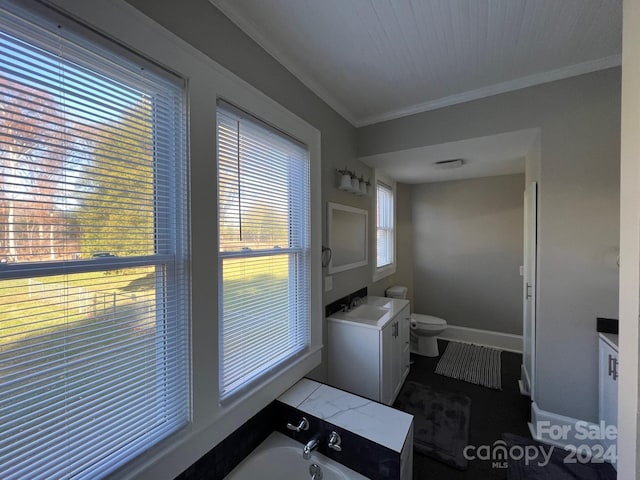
{"left": 385, "top": 285, "right": 448, "bottom": 357}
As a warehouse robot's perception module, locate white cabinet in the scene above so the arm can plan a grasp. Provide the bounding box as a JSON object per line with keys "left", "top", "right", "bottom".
{"left": 598, "top": 333, "right": 618, "bottom": 467}
{"left": 400, "top": 306, "right": 410, "bottom": 385}
{"left": 328, "top": 302, "right": 410, "bottom": 406}
{"left": 383, "top": 305, "right": 411, "bottom": 404}
{"left": 381, "top": 317, "right": 401, "bottom": 405}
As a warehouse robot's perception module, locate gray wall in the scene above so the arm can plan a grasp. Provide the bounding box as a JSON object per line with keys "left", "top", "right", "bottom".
{"left": 358, "top": 69, "right": 621, "bottom": 422}
{"left": 393, "top": 183, "right": 414, "bottom": 304}
{"left": 125, "top": 0, "right": 408, "bottom": 381}
{"left": 412, "top": 174, "right": 524, "bottom": 335}
{"left": 127, "top": 0, "right": 620, "bottom": 422}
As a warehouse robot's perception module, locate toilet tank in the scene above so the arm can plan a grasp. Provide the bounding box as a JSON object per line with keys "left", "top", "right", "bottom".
{"left": 386, "top": 285, "right": 408, "bottom": 299}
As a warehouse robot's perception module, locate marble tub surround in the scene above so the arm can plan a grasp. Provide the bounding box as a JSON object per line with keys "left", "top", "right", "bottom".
{"left": 276, "top": 379, "right": 414, "bottom": 479}
{"left": 279, "top": 379, "right": 412, "bottom": 453}
{"left": 175, "top": 379, "right": 413, "bottom": 480}
{"left": 175, "top": 402, "right": 276, "bottom": 480}
{"left": 275, "top": 401, "right": 402, "bottom": 479}
{"left": 277, "top": 377, "right": 319, "bottom": 406}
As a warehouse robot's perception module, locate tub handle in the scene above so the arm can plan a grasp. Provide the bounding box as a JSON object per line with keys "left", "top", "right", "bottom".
{"left": 328, "top": 431, "right": 342, "bottom": 452}
{"left": 286, "top": 417, "right": 309, "bottom": 432}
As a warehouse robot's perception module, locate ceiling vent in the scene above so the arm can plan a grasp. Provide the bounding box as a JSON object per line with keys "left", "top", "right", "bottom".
{"left": 433, "top": 158, "right": 465, "bottom": 169}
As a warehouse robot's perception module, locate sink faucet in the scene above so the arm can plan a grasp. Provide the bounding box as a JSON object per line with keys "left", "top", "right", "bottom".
{"left": 303, "top": 438, "right": 319, "bottom": 460}
{"left": 350, "top": 296, "right": 363, "bottom": 309}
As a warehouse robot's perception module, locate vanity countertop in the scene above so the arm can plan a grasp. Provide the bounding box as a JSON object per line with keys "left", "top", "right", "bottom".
{"left": 327, "top": 296, "right": 409, "bottom": 330}
{"left": 278, "top": 378, "right": 413, "bottom": 453}
{"left": 599, "top": 332, "right": 618, "bottom": 351}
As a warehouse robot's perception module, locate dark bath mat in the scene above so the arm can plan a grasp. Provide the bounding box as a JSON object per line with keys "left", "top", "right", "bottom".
{"left": 503, "top": 433, "right": 617, "bottom": 480}
{"left": 394, "top": 380, "right": 471, "bottom": 470}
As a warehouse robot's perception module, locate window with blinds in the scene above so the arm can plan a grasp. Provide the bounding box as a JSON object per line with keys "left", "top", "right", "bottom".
{"left": 217, "top": 101, "right": 310, "bottom": 400}
{"left": 0, "top": 4, "right": 188, "bottom": 480}
{"left": 376, "top": 181, "right": 394, "bottom": 268}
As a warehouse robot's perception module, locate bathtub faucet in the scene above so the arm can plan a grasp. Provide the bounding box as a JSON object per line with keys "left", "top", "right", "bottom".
{"left": 302, "top": 438, "right": 319, "bottom": 460}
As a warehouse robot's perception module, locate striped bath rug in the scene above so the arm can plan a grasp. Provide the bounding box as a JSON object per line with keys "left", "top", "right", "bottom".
{"left": 435, "top": 341, "right": 502, "bottom": 390}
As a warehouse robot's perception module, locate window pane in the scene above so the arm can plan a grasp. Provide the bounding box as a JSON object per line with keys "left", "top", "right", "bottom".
{"left": 0, "top": 28, "right": 165, "bottom": 263}
{"left": 218, "top": 108, "right": 307, "bottom": 253}
{"left": 0, "top": 266, "right": 188, "bottom": 479}
{"left": 218, "top": 101, "right": 310, "bottom": 399}
{"left": 220, "top": 254, "right": 308, "bottom": 396}
{"left": 376, "top": 182, "right": 394, "bottom": 268}
{"left": 0, "top": 5, "right": 188, "bottom": 479}
{"left": 377, "top": 228, "right": 389, "bottom": 266}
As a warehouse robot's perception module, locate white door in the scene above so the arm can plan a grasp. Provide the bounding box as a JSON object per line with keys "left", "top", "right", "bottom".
{"left": 521, "top": 182, "right": 537, "bottom": 398}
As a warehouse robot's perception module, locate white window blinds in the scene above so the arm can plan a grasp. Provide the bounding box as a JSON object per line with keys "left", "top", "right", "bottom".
{"left": 376, "top": 182, "right": 394, "bottom": 268}
{"left": 0, "top": 4, "right": 188, "bottom": 479}
{"left": 217, "top": 100, "right": 310, "bottom": 400}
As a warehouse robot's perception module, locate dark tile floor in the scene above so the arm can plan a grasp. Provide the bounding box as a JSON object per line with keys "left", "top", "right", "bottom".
{"left": 396, "top": 339, "right": 532, "bottom": 480}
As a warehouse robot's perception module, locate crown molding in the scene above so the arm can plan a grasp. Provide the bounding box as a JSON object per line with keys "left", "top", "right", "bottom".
{"left": 210, "top": 0, "right": 359, "bottom": 127}
{"left": 210, "top": 0, "right": 620, "bottom": 129}
{"left": 356, "top": 54, "right": 622, "bottom": 126}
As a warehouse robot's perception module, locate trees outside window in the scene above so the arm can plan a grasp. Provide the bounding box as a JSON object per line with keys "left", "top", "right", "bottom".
{"left": 0, "top": 8, "right": 188, "bottom": 479}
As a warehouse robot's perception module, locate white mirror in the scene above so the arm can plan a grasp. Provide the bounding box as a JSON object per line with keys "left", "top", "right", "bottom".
{"left": 327, "top": 202, "right": 368, "bottom": 274}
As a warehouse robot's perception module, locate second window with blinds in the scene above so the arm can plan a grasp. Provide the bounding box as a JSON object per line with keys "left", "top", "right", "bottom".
{"left": 374, "top": 178, "right": 396, "bottom": 281}
{"left": 216, "top": 101, "right": 311, "bottom": 401}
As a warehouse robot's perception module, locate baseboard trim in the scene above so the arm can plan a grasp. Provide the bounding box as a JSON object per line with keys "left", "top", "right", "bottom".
{"left": 438, "top": 324, "right": 523, "bottom": 353}
{"left": 529, "top": 402, "right": 608, "bottom": 456}
{"left": 519, "top": 364, "right": 531, "bottom": 396}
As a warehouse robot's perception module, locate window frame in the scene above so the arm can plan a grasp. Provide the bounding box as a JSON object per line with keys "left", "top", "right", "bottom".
{"left": 373, "top": 171, "right": 397, "bottom": 282}
{"left": 0, "top": 2, "right": 190, "bottom": 478}
{"left": 29, "top": 1, "right": 323, "bottom": 479}
{"left": 216, "top": 101, "right": 312, "bottom": 402}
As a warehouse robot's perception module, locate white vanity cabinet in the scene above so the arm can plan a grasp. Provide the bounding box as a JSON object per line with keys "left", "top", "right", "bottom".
{"left": 598, "top": 333, "right": 618, "bottom": 465}
{"left": 400, "top": 306, "right": 411, "bottom": 383}
{"left": 328, "top": 299, "right": 410, "bottom": 406}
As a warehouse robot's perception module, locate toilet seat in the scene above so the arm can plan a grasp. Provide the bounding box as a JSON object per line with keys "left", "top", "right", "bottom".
{"left": 411, "top": 313, "right": 446, "bottom": 326}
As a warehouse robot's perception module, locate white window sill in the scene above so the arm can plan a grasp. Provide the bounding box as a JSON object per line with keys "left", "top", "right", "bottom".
{"left": 373, "top": 264, "right": 396, "bottom": 282}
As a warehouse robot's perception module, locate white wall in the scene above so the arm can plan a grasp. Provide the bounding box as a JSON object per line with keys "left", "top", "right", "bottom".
{"left": 411, "top": 174, "right": 524, "bottom": 335}
{"left": 618, "top": 0, "right": 640, "bottom": 475}
{"left": 358, "top": 69, "right": 621, "bottom": 423}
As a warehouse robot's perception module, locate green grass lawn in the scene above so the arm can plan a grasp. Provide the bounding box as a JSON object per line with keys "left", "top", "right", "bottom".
{"left": 0, "top": 266, "right": 157, "bottom": 347}
{"left": 0, "top": 255, "right": 293, "bottom": 348}
{"left": 1, "top": 255, "right": 300, "bottom": 455}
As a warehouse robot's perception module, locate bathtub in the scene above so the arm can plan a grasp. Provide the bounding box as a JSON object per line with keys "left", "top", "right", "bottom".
{"left": 225, "top": 431, "right": 368, "bottom": 479}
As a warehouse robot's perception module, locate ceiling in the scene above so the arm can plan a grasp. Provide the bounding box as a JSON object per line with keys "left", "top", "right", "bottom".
{"left": 359, "top": 129, "right": 539, "bottom": 184}
{"left": 210, "top": 0, "right": 622, "bottom": 127}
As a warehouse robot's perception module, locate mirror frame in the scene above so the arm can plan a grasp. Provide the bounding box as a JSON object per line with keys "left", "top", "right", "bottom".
{"left": 327, "top": 202, "right": 368, "bottom": 274}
